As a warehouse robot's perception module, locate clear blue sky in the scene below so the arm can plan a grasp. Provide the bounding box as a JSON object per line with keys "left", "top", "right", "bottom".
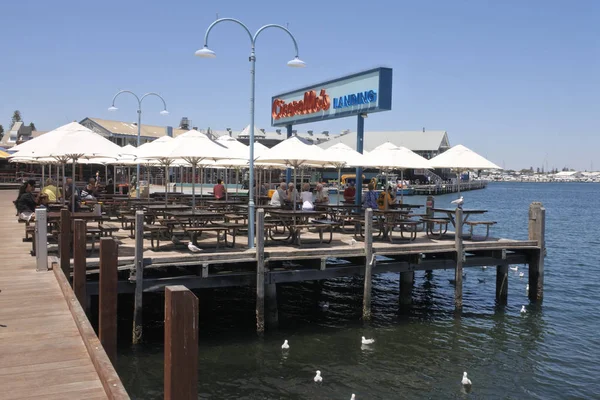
{"left": 1, "top": 0, "right": 598, "bottom": 171}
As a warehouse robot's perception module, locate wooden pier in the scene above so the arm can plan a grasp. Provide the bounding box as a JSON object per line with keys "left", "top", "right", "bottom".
{"left": 411, "top": 180, "right": 488, "bottom": 195}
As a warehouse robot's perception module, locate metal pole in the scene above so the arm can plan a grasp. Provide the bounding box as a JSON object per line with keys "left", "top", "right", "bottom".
{"left": 355, "top": 114, "right": 365, "bottom": 207}
{"left": 286, "top": 125, "right": 293, "bottom": 183}
{"left": 72, "top": 159, "right": 76, "bottom": 211}
{"left": 192, "top": 164, "right": 196, "bottom": 210}
{"left": 136, "top": 108, "right": 141, "bottom": 199}
{"left": 248, "top": 52, "right": 256, "bottom": 248}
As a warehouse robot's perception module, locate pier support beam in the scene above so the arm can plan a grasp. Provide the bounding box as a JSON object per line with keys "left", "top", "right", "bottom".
{"left": 399, "top": 271, "right": 414, "bottom": 306}
{"left": 164, "top": 285, "right": 198, "bottom": 400}
{"left": 528, "top": 202, "right": 545, "bottom": 302}
{"left": 363, "top": 208, "right": 374, "bottom": 320}
{"left": 132, "top": 211, "right": 144, "bottom": 344}
{"left": 99, "top": 237, "right": 118, "bottom": 366}
{"left": 265, "top": 283, "right": 279, "bottom": 329}
{"left": 59, "top": 208, "right": 71, "bottom": 278}
{"left": 73, "top": 219, "right": 87, "bottom": 309}
{"left": 454, "top": 207, "right": 464, "bottom": 309}
{"left": 496, "top": 265, "right": 508, "bottom": 304}
{"left": 256, "top": 208, "right": 265, "bottom": 334}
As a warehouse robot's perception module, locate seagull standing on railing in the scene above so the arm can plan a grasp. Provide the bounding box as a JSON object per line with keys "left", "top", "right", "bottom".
{"left": 451, "top": 196, "right": 464, "bottom": 209}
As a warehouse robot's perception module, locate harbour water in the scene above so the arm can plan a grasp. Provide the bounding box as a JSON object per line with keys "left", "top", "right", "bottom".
{"left": 116, "top": 182, "right": 600, "bottom": 399}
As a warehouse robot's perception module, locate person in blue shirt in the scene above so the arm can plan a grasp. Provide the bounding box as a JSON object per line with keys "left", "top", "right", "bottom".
{"left": 362, "top": 182, "right": 378, "bottom": 209}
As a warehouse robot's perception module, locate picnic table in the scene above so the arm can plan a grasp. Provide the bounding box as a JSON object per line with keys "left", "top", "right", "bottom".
{"left": 432, "top": 208, "right": 487, "bottom": 226}
{"left": 266, "top": 209, "right": 331, "bottom": 245}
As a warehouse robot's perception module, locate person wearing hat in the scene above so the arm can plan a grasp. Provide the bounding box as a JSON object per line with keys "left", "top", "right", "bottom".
{"left": 41, "top": 178, "right": 61, "bottom": 202}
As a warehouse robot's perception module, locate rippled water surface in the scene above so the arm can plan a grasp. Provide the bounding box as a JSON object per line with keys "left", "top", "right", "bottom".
{"left": 116, "top": 182, "right": 600, "bottom": 399}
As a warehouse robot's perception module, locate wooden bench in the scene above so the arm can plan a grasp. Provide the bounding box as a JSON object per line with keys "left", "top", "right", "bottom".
{"left": 291, "top": 222, "right": 335, "bottom": 245}
{"left": 144, "top": 224, "right": 171, "bottom": 250}
{"left": 215, "top": 222, "right": 247, "bottom": 247}
{"left": 464, "top": 220, "right": 496, "bottom": 241}
{"left": 422, "top": 218, "right": 450, "bottom": 239}
{"left": 183, "top": 226, "right": 229, "bottom": 249}
{"left": 387, "top": 220, "right": 422, "bottom": 242}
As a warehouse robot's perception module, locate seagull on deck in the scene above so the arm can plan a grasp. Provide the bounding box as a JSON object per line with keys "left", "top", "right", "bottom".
{"left": 451, "top": 196, "right": 464, "bottom": 208}
{"left": 281, "top": 340, "right": 289, "bottom": 350}
{"left": 188, "top": 243, "right": 202, "bottom": 253}
{"left": 314, "top": 370, "right": 323, "bottom": 382}
{"left": 345, "top": 238, "right": 357, "bottom": 247}
{"left": 521, "top": 305, "right": 527, "bottom": 313}
{"left": 461, "top": 371, "right": 472, "bottom": 386}
{"left": 361, "top": 336, "right": 375, "bottom": 345}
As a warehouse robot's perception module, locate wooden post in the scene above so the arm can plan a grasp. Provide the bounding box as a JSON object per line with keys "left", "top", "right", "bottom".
{"left": 496, "top": 265, "right": 508, "bottom": 304}
{"left": 399, "top": 271, "right": 414, "bottom": 306}
{"left": 425, "top": 196, "right": 434, "bottom": 274}
{"left": 73, "top": 219, "right": 87, "bottom": 309}
{"left": 34, "top": 207, "right": 48, "bottom": 272}
{"left": 363, "top": 208, "right": 374, "bottom": 320}
{"left": 99, "top": 237, "right": 118, "bottom": 366}
{"left": 528, "top": 202, "right": 545, "bottom": 301}
{"left": 164, "top": 285, "right": 199, "bottom": 400}
{"left": 59, "top": 208, "right": 71, "bottom": 278}
{"left": 454, "top": 207, "right": 464, "bottom": 309}
{"left": 256, "top": 209, "right": 265, "bottom": 334}
{"left": 132, "top": 210, "right": 145, "bottom": 344}
{"left": 265, "top": 283, "right": 279, "bottom": 328}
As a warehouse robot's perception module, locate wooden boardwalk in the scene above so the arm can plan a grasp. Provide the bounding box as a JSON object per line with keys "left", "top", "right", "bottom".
{"left": 0, "top": 191, "right": 127, "bottom": 399}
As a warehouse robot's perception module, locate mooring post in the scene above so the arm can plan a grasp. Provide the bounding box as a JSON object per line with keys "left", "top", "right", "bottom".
{"left": 99, "top": 237, "right": 118, "bottom": 366}
{"left": 425, "top": 196, "right": 434, "bottom": 274}
{"left": 34, "top": 207, "right": 48, "bottom": 271}
{"left": 256, "top": 208, "right": 265, "bottom": 334}
{"left": 528, "top": 202, "right": 545, "bottom": 301}
{"left": 132, "top": 210, "right": 145, "bottom": 345}
{"left": 265, "top": 283, "right": 279, "bottom": 329}
{"left": 73, "top": 219, "right": 87, "bottom": 309}
{"left": 363, "top": 208, "right": 374, "bottom": 320}
{"left": 59, "top": 208, "right": 71, "bottom": 278}
{"left": 399, "top": 271, "right": 414, "bottom": 306}
{"left": 496, "top": 265, "right": 508, "bottom": 304}
{"left": 164, "top": 285, "right": 199, "bottom": 400}
{"left": 454, "top": 207, "right": 464, "bottom": 309}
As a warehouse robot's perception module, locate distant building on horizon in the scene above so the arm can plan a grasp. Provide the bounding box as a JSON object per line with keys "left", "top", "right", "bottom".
{"left": 0, "top": 121, "right": 48, "bottom": 148}
{"left": 79, "top": 117, "right": 187, "bottom": 146}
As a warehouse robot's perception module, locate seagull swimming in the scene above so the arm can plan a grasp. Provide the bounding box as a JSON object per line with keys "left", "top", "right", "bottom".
{"left": 188, "top": 243, "right": 202, "bottom": 253}
{"left": 319, "top": 301, "right": 330, "bottom": 310}
{"left": 281, "top": 340, "right": 289, "bottom": 350}
{"left": 510, "top": 266, "right": 518, "bottom": 271}
{"left": 314, "top": 370, "right": 323, "bottom": 382}
{"left": 481, "top": 266, "right": 488, "bottom": 270}
{"left": 351, "top": 395, "right": 356, "bottom": 400}
{"left": 451, "top": 196, "right": 464, "bottom": 208}
{"left": 521, "top": 305, "right": 527, "bottom": 313}
{"left": 519, "top": 272, "right": 525, "bottom": 278}
{"left": 361, "top": 336, "right": 375, "bottom": 345}
{"left": 477, "top": 278, "right": 486, "bottom": 283}
{"left": 461, "top": 371, "right": 472, "bottom": 386}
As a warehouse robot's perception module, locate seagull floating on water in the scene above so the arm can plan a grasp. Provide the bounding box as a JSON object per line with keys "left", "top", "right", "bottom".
{"left": 361, "top": 336, "right": 375, "bottom": 345}
{"left": 281, "top": 340, "right": 289, "bottom": 350}
{"left": 510, "top": 266, "right": 518, "bottom": 271}
{"left": 526, "top": 284, "right": 530, "bottom": 294}
{"left": 188, "top": 243, "right": 202, "bottom": 253}
{"left": 477, "top": 278, "right": 486, "bottom": 283}
{"left": 451, "top": 196, "right": 464, "bottom": 208}
{"left": 351, "top": 395, "right": 356, "bottom": 400}
{"left": 521, "top": 305, "right": 527, "bottom": 313}
{"left": 461, "top": 371, "right": 472, "bottom": 386}
{"left": 519, "top": 272, "right": 525, "bottom": 278}
{"left": 314, "top": 370, "right": 323, "bottom": 382}
{"left": 481, "top": 266, "right": 488, "bottom": 270}
{"left": 319, "top": 301, "right": 330, "bottom": 310}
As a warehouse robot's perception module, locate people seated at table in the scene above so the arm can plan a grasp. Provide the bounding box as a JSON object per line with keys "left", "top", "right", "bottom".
{"left": 41, "top": 178, "right": 61, "bottom": 202}
{"left": 15, "top": 180, "right": 38, "bottom": 221}
{"left": 105, "top": 178, "right": 115, "bottom": 195}
{"left": 362, "top": 182, "right": 378, "bottom": 209}
{"left": 287, "top": 184, "right": 301, "bottom": 205}
{"left": 213, "top": 179, "right": 225, "bottom": 200}
{"left": 81, "top": 178, "right": 98, "bottom": 200}
{"left": 300, "top": 183, "right": 314, "bottom": 210}
{"left": 37, "top": 193, "right": 50, "bottom": 209}
{"left": 314, "top": 183, "right": 329, "bottom": 206}
{"left": 343, "top": 182, "right": 356, "bottom": 202}
{"left": 376, "top": 185, "right": 395, "bottom": 210}
{"left": 270, "top": 182, "right": 287, "bottom": 206}
{"left": 64, "top": 177, "right": 81, "bottom": 212}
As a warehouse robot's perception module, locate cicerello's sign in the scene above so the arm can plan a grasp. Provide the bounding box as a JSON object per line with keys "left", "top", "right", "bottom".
{"left": 271, "top": 67, "right": 392, "bottom": 126}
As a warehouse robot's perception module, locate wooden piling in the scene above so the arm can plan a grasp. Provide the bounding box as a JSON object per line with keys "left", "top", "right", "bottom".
{"left": 73, "top": 219, "right": 87, "bottom": 309}
{"left": 256, "top": 208, "right": 265, "bottom": 334}
{"left": 99, "top": 237, "right": 118, "bottom": 366}
{"left": 528, "top": 202, "right": 545, "bottom": 301}
{"left": 496, "top": 265, "right": 508, "bottom": 304}
{"left": 164, "top": 285, "right": 199, "bottom": 400}
{"left": 363, "top": 208, "right": 374, "bottom": 320}
{"left": 265, "top": 283, "right": 279, "bottom": 328}
{"left": 454, "top": 207, "right": 464, "bottom": 309}
{"left": 399, "top": 271, "right": 414, "bottom": 306}
{"left": 425, "top": 195, "right": 435, "bottom": 233}
{"left": 132, "top": 210, "right": 145, "bottom": 344}
{"left": 59, "top": 208, "right": 71, "bottom": 278}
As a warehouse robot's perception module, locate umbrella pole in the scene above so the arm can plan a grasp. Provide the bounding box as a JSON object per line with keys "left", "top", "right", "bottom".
{"left": 457, "top": 171, "right": 461, "bottom": 197}
{"left": 192, "top": 164, "right": 196, "bottom": 210}
{"left": 400, "top": 169, "right": 404, "bottom": 204}
{"left": 41, "top": 164, "right": 45, "bottom": 189}
{"left": 293, "top": 168, "right": 297, "bottom": 210}
{"left": 337, "top": 167, "right": 341, "bottom": 206}
{"left": 164, "top": 165, "right": 168, "bottom": 206}
{"left": 61, "top": 164, "right": 65, "bottom": 205}
{"left": 236, "top": 168, "right": 239, "bottom": 195}
{"left": 200, "top": 167, "right": 204, "bottom": 198}
{"left": 71, "top": 159, "right": 76, "bottom": 212}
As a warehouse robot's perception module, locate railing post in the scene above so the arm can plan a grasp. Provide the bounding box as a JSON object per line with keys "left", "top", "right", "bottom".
{"left": 59, "top": 208, "right": 71, "bottom": 278}
{"left": 99, "top": 237, "right": 118, "bottom": 366}
{"left": 73, "top": 219, "right": 87, "bottom": 309}
{"left": 528, "top": 202, "right": 545, "bottom": 301}
{"left": 256, "top": 208, "right": 265, "bottom": 334}
{"left": 34, "top": 207, "right": 47, "bottom": 272}
{"left": 164, "top": 285, "right": 199, "bottom": 400}
{"left": 132, "top": 210, "right": 145, "bottom": 344}
{"left": 454, "top": 207, "right": 464, "bottom": 309}
{"left": 363, "top": 208, "right": 374, "bottom": 320}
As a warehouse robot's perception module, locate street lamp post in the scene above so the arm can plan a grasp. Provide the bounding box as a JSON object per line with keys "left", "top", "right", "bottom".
{"left": 109, "top": 90, "right": 169, "bottom": 198}
{"left": 195, "top": 18, "right": 305, "bottom": 248}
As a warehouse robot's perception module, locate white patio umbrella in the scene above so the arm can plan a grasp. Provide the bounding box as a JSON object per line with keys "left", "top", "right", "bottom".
{"left": 215, "top": 135, "right": 250, "bottom": 200}
{"left": 427, "top": 144, "right": 502, "bottom": 196}
{"left": 322, "top": 143, "right": 366, "bottom": 205}
{"left": 135, "top": 136, "right": 177, "bottom": 204}
{"left": 357, "top": 142, "right": 431, "bottom": 203}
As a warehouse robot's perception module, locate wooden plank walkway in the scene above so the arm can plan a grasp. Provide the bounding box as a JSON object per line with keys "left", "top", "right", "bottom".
{"left": 0, "top": 191, "right": 124, "bottom": 399}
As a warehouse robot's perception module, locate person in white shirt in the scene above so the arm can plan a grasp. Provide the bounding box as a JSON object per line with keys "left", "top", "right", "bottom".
{"left": 314, "top": 183, "right": 329, "bottom": 205}
{"left": 300, "top": 183, "right": 314, "bottom": 210}
{"left": 270, "top": 182, "right": 287, "bottom": 206}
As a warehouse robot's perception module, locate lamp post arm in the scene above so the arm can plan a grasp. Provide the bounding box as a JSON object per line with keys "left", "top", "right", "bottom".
{"left": 140, "top": 92, "right": 168, "bottom": 111}
{"left": 253, "top": 24, "right": 301, "bottom": 57}
{"left": 203, "top": 18, "right": 254, "bottom": 48}
{"left": 110, "top": 90, "right": 142, "bottom": 109}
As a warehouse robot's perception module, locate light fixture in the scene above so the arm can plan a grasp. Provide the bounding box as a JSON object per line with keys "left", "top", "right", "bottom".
{"left": 108, "top": 106, "right": 118, "bottom": 112}
{"left": 195, "top": 46, "right": 216, "bottom": 58}
{"left": 287, "top": 56, "right": 306, "bottom": 68}
{"left": 160, "top": 110, "right": 170, "bottom": 115}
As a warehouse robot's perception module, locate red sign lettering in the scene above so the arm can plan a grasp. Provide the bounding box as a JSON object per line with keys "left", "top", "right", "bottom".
{"left": 272, "top": 89, "right": 331, "bottom": 120}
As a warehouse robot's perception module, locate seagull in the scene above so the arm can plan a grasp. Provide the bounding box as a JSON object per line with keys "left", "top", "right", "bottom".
{"left": 314, "top": 370, "right": 322, "bottom": 382}
{"left": 345, "top": 238, "right": 357, "bottom": 247}
{"left": 461, "top": 371, "right": 472, "bottom": 386}
{"left": 171, "top": 235, "right": 181, "bottom": 245}
{"left": 351, "top": 395, "right": 356, "bottom": 400}
{"left": 526, "top": 284, "right": 530, "bottom": 294}
{"left": 521, "top": 305, "right": 527, "bottom": 313}
{"left": 281, "top": 340, "right": 289, "bottom": 350}
{"left": 451, "top": 196, "right": 464, "bottom": 208}
{"left": 361, "top": 336, "right": 375, "bottom": 345}
{"left": 519, "top": 272, "right": 525, "bottom": 278}
{"left": 481, "top": 266, "right": 488, "bottom": 270}
{"left": 510, "top": 266, "right": 518, "bottom": 271}
{"left": 477, "top": 278, "right": 486, "bottom": 283}
{"left": 319, "top": 301, "right": 330, "bottom": 310}
{"left": 188, "top": 243, "right": 202, "bottom": 253}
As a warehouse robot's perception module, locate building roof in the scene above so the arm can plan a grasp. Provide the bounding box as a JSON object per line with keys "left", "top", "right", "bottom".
{"left": 81, "top": 118, "right": 188, "bottom": 139}
{"left": 317, "top": 130, "right": 450, "bottom": 152}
